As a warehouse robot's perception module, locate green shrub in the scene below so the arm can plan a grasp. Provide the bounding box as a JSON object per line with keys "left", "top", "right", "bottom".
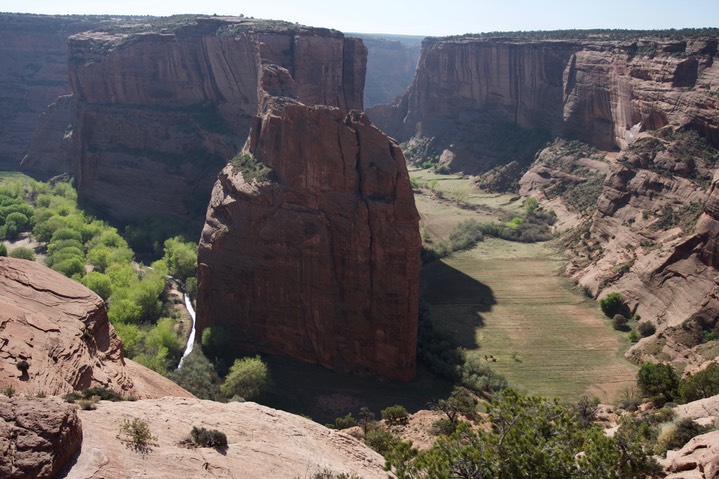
{"left": 679, "top": 363, "right": 719, "bottom": 403}
{"left": 637, "top": 361, "right": 679, "bottom": 406}
{"left": 381, "top": 405, "right": 409, "bottom": 425}
{"left": 82, "top": 271, "right": 113, "bottom": 300}
{"left": 0, "top": 243, "right": 6, "bottom": 256}
{"left": 449, "top": 219, "right": 484, "bottom": 251}
{"left": 638, "top": 322, "right": 657, "bottom": 337}
{"left": 364, "top": 427, "right": 400, "bottom": 456}
{"left": 190, "top": 426, "right": 228, "bottom": 449}
{"left": 220, "top": 356, "right": 270, "bottom": 401}
{"left": 118, "top": 417, "right": 157, "bottom": 450}
{"left": 9, "top": 247, "right": 35, "bottom": 261}
{"left": 334, "top": 413, "right": 357, "bottom": 430}
{"left": 168, "top": 348, "right": 221, "bottom": 401}
{"left": 612, "top": 314, "right": 629, "bottom": 331}
{"left": 599, "top": 292, "right": 624, "bottom": 318}
{"left": 229, "top": 152, "right": 276, "bottom": 184}
{"left": 659, "top": 418, "right": 710, "bottom": 452}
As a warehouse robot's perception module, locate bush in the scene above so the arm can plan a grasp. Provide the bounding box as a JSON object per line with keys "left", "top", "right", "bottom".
{"left": 612, "top": 314, "right": 629, "bottom": 331}
{"left": 16, "top": 360, "right": 29, "bottom": 373}
{"left": 637, "top": 361, "right": 679, "bottom": 406}
{"left": 381, "top": 405, "right": 409, "bottom": 425}
{"left": 76, "top": 396, "right": 100, "bottom": 410}
{"left": 638, "top": 322, "right": 657, "bottom": 337}
{"left": 449, "top": 219, "right": 484, "bottom": 251}
{"left": 220, "top": 356, "right": 270, "bottom": 401}
{"left": 118, "top": 417, "right": 157, "bottom": 450}
{"left": 163, "top": 236, "right": 197, "bottom": 282}
{"left": 9, "top": 247, "right": 35, "bottom": 261}
{"left": 190, "top": 426, "right": 228, "bottom": 449}
{"left": 0, "top": 243, "right": 6, "bottom": 256}
{"left": 599, "top": 292, "right": 624, "bottom": 318}
{"left": 460, "top": 355, "right": 508, "bottom": 394}
{"left": 659, "top": 418, "right": 710, "bottom": 452}
{"left": 229, "top": 152, "right": 275, "bottom": 183}
{"left": 364, "top": 427, "right": 400, "bottom": 456}
{"left": 334, "top": 413, "right": 357, "bottom": 430}
{"left": 679, "top": 363, "right": 719, "bottom": 403}
{"left": 168, "top": 348, "right": 221, "bottom": 400}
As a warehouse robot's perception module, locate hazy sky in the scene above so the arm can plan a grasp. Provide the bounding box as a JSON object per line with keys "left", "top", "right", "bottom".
{"left": 1, "top": 0, "right": 717, "bottom": 36}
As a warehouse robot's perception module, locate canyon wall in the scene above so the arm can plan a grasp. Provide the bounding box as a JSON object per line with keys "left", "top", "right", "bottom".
{"left": 372, "top": 36, "right": 719, "bottom": 174}
{"left": 0, "top": 14, "right": 106, "bottom": 175}
{"left": 357, "top": 34, "right": 422, "bottom": 107}
{"left": 66, "top": 16, "right": 365, "bottom": 224}
{"left": 197, "top": 90, "right": 421, "bottom": 380}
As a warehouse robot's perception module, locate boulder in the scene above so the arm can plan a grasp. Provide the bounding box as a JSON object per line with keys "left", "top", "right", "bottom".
{"left": 0, "top": 396, "right": 82, "bottom": 479}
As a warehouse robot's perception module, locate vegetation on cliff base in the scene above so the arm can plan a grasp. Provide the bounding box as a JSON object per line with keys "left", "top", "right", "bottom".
{"left": 0, "top": 175, "right": 199, "bottom": 376}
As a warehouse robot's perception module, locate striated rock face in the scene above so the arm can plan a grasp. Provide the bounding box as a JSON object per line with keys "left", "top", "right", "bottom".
{"left": 0, "top": 14, "right": 103, "bottom": 174}
{"left": 68, "top": 16, "right": 366, "bottom": 224}
{"left": 374, "top": 36, "right": 719, "bottom": 174}
{"left": 0, "top": 257, "right": 192, "bottom": 399}
{"left": 197, "top": 97, "right": 421, "bottom": 380}
{"left": 0, "top": 396, "right": 83, "bottom": 479}
{"left": 67, "top": 397, "right": 388, "bottom": 479}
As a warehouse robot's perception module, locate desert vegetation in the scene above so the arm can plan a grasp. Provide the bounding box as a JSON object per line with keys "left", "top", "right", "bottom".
{"left": 0, "top": 174, "right": 198, "bottom": 376}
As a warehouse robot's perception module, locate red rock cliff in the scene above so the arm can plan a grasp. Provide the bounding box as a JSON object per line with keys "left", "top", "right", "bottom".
{"left": 373, "top": 36, "right": 719, "bottom": 174}
{"left": 68, "top": 16, "right": 366, "bottom": 223}
{"left": 0, "top": 14, "right": 104, "bottom": 174}
{"left": 196, "top": 93, "right": 421, "bottom": 380}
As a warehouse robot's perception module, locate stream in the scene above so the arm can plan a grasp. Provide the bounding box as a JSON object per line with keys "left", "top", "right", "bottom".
{"left": 177, "top": 290, "right": 196, "bottom": 369}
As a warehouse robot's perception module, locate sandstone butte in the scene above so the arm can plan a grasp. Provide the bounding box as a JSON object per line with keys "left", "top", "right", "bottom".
{"left": 197, "top": 89, "right": 421, "bottom": 380}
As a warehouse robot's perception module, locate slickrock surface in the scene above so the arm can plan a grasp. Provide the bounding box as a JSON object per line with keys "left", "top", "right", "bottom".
{"left": 197, "top": 98, "right": 421, "bottom": 380}
{"left": 665, "top": 430, "right": 719, "bottom": 479}
{"left": 0, "top": 257, "right": 192, "bottom": 399}
{"left": 0, "top": 396, "right": 82, "bottom": 479}
{"left": 65, "top": 397, "right": 389, "bottom": 479}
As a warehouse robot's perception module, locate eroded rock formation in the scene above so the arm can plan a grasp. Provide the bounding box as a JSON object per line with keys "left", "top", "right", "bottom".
{"left": 197, "top": 94, "right": 421, "bottom": 380}
{"left": 0, "top": 257, "right": 191, "bottom": 398}
{"left": 0, "top": 396, "right": 82, "bottom": 479}
{"left": 372, "top": 36, "right": 719, "bottom": 174}
{"left": 67, "top": 16, "right": 366, "bottom": 224}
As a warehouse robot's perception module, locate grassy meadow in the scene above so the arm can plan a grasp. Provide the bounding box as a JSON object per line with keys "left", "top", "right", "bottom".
{"left": 415, "top": 169, "right": 637, "bottom": 402}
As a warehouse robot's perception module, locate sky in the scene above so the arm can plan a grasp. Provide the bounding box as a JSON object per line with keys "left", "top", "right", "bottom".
{"left": 1, "top": 0, "right": 718, "bottom": 37}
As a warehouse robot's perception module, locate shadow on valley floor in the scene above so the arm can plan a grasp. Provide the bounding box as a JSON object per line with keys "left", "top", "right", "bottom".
{"left": 262, "top": 357, "right": 454, "bottom": 424}
{"left": 420, "top": 259, "right": 496, "bottom": 350}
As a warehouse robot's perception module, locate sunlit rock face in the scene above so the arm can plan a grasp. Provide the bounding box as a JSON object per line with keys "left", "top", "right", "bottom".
{"left": 67, "top": 17, "right": 365, "bottom": 223}
{"left": 371, "top": 36, "right": 719, "bottom": 174}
